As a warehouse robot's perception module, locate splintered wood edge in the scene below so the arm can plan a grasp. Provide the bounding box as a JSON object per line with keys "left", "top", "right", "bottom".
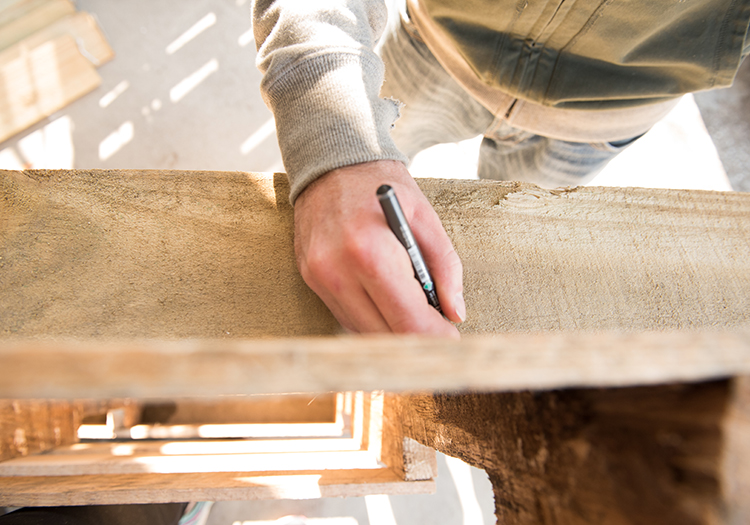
{"left": 1, "top": 330, "right": 749, "bottom": 399}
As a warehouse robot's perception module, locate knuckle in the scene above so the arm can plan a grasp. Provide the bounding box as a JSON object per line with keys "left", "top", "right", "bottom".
{"left": 341, "top": 232, "right": 377, "bottom": 270}
{"left": 443, "top": 248, "right": 463, "bottom": 273}
{"left": 303, "top": 247, "right": 334, "bottom": 283}
{"left": 436, "top": 246, "right": 463, "bottom": 280}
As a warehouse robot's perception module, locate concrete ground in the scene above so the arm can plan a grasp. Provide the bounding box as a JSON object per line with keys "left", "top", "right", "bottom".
{"left": 1, "top": 1, "right": 748, "bottom": 524}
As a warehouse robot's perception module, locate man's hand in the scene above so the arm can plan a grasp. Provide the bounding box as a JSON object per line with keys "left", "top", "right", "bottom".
{"left": 294, "top": 160, "right": 465, "bottom": 338}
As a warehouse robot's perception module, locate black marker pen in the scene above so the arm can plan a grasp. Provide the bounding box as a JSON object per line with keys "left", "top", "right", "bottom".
{"left": 377, "top": 185, "right": 442, "bottom": 313}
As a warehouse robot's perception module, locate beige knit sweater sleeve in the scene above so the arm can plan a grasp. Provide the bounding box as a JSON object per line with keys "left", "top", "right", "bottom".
{"left": 253, "top": 0, "right": 408, "bottom": 204}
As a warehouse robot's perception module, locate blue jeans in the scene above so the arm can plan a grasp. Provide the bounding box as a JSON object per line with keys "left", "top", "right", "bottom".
{"left": 378, "top": 12, "right": 641, "bottom": 187}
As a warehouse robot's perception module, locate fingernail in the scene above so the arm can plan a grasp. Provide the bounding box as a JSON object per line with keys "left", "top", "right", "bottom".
{"left": 455, "top": 292, "right": 466, "bottom": 323}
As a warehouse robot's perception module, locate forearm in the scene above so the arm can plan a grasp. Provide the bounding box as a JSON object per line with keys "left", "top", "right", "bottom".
{"left": 252, "top": 0, "right": 408, "bottom": 203}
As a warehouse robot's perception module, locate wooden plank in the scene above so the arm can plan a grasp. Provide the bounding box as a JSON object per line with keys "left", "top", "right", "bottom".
{"left": 724, "top": 376, "right": 750, "bottom": 523}
{"left": 0, "top": 12, "right": 114, "bottom": 65}
{"left": 145, "top": 394, "right": 338, "bottom": 425}
{"left": 21, "top": 437, "right": 369, "bottom": 457}
{"left": 1, "top": 169, "right": 749, "bottom": 396}
{"left": 0, "top": 1, "right": 58, "bottom": 25}
{"left": 0, "top": 0, "right": 28, "bottom": 21}
{"left": 0, "top": 0, "right": 75, "bottom": 51}
{"left": 393, "top": 379, "right": 750, "bottom": 525}
{"left": 0, "top": 469, "right": 436, "bottom": 506}
{"left": 0, "top": 400, "right": 80, "bottom": 463}
{"left": 382, "top": 394, "right": 437, "bottom": 482}
{"left": 2, "top": 170, "right": 749, "bottom": 339}
{"left": 2, "top": 392, "right": 362, "bottom": 476}
{"left": 0, "top": 36, "right": 100, "bottom": 143}
{"left": 0, "top": 331, "right": 748, "bottom": 398}
{"left": 77, "top": 392, "right": 350, "bottom": 440}
{"left": 0, "top": 0, "right": 75, "bottom": 36}
{"left": 0, "top": 399, "right": 139, "bottom": 462}
{"left": 0, "top": 0, "right": 27, "bottom": 22}
{"left": 432, "top": 181, "right": 750, "bottom": 334}
{"left": 0, "top": 170, "right": 339, "bottom": 338}
{"left": 0, "top": 449, "right": 385, "bottom": 476}
{"left": 77, "top": 421, "right": 349, "bottom": 440}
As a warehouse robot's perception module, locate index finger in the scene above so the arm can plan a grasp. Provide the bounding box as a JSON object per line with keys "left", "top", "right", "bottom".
{"left": 358, "top": 216, "right": 459, "bottom": 337}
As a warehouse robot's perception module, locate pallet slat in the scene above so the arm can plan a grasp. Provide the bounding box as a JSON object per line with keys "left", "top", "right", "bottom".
{"left": 0, "top": 0, "right": 74, "bottom": 42}
{"left": 1, "top": 331, "right": 749, "bottom": 398}
{"left": 2, "top": 12, "right": 114, "bottom": 65}
{"left": 0, "top": 469, "right": 436, "bottom": 506}
{"left": 0, "top": 35, "right": 100, "bottom": 143}
{"left": 3, "top": 171, "right": 750, "bottom": 338}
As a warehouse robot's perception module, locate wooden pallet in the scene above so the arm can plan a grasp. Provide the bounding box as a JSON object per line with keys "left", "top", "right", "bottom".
{"left": 0, "top": 393, "right": 436, "bottom": 505}
{"left": 1, "top": 171, "right": 750, "bottom": 523}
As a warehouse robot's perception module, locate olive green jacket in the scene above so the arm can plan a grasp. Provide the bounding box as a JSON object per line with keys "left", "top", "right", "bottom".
{"left": 420, "top": 0, "right": 750, "bottom": 109}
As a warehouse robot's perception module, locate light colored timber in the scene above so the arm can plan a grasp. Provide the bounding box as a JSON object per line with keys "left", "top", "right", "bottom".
{"left": 77, "top": 392, "right": 351, "bottom": 441}
{"left": 0, "top": 394, "right": 342, "bottom": 462}
{"left": 0, "top": 12, "right": 114, "bottom": 65}
{"left": 0, "top": 36, "right": 100, "bottom": 143}
{"left": 76, "top": 421, "right": 348, "bottom": 440}
{"left": 0, "top": 469, "right": 435, "bottom": 506}
{"left": 2, "top": 169, "right": 750, "bottom": 396}
{"left": 1, "top": 170, "right": 338, "bottom": 338}
{"left": 0, "top": 0, "right": 71, "bottom": 26}
{"left": 2, "top": 170, "right": 749, "bottom": 339}
{"left": 0, "top": 331, "right": 748, "bottom": 398}
{"left": 0, "top": 0, "right": 75, "bottom": 50}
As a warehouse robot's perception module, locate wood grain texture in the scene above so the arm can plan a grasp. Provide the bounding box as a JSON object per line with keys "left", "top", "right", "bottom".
{"left": 0, "top": 12, "right": 114, "bottom": 65}
{"left": 2, "top": 170, "right": 748, "bottom": 339}
{"left": 0, "top": 448, "right": 387, "bottom": 476}
{"left": 2, "top": 169, "right": 749, "bottom": 397}
{"left": 723, "top": 376, "right": 750, "bottom": 524}
{"left": 0, "top": 400, "right": 79, "bottom": 463}
{"left": 0, "top": 469, "right": 435, "bottom": 506}
{"left": 1, "top": 170, "right": 338, "bottom": 338}
{"left": 0, "top": 399, "right": 139, "bottom": 462}
{"left": 421, "top": 180, "right": 750, "bottom": 333}
{"left": 0, "top": 36, "right": 101, "bottom": 143}
{"left": 2, "top": 170, "right": 750, "bottom": 517}
{"left": 1, "top": 331, "right": 749, "bottom": 398}
{"left": 0, "top": 0, "right": 75, "bottom": 51}
{"left": 382, "top": 393, "right": 438, "bottom": 482}
{"left": 395, "top": 380, "right": 749, "bottom": 525}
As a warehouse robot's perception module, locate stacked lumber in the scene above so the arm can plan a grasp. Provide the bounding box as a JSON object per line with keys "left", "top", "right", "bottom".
{"left": 0, "top": 0, "right": 113, "bottom": 143}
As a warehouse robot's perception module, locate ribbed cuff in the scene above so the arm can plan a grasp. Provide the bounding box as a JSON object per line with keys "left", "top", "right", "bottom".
{"left": 261, "top": 50, "right": 408, "bottom": 204}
